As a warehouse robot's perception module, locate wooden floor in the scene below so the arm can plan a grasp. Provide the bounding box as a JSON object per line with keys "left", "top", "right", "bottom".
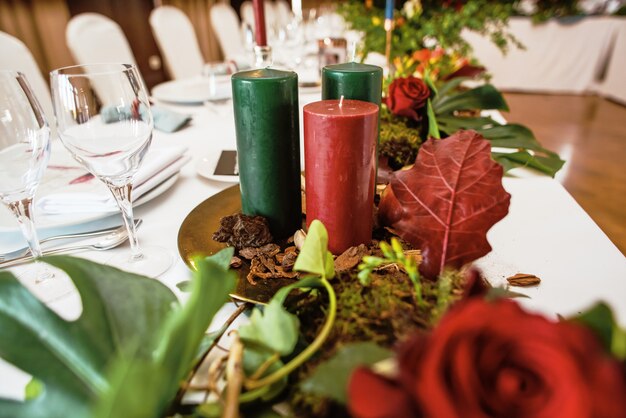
{"left": 503, "top": 93, "right": 625, "bottom": 255}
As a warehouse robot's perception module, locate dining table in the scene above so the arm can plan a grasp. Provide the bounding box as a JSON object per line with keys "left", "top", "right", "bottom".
{"left": 0, "top": 81, "right": 624, "bottom": 401}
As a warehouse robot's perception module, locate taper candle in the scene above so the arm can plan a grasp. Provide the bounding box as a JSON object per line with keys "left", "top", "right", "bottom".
{"left": 304, "top": 99, "right": 379, "bottom": 254}
{"left": 252, "top": 0, "right": 267, "bottom": 46}
{"left": 232, "top": 68, "right": 301, "bottom": 238}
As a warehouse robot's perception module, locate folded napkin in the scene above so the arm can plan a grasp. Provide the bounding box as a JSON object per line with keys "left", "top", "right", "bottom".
{"left": 38, "top": 145, "right": 190, "bottom": 214}
{"left": 101, "top": 105, "right": 192, "bottom": 133}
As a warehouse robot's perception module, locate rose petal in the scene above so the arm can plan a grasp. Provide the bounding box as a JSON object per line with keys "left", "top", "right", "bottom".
{"left": 348, "top": 367, "right": 418, "bottom": 418}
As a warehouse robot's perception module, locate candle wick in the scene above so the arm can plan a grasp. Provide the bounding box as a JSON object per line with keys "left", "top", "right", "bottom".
{"left": 339, "top": 95, "right": 344, "bottom": 108}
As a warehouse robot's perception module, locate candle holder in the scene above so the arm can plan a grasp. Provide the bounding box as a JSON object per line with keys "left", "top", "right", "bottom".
{"left": 253, "top": 45, "right": 273, "bottom": 68}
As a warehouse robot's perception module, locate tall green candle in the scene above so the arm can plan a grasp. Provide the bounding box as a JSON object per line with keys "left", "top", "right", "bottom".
{"left": 321, "top": 62, "right": 383, "bottom": 105}
{"left": 232, "top": 68, "right": 301, "bottom": 238}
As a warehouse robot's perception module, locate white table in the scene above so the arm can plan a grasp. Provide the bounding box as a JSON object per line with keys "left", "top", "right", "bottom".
{"left": 464, "top": 16, "right": 625, "bottom": 95}
{"left": 1, "top": 89, "right": 625, "bottom": 400}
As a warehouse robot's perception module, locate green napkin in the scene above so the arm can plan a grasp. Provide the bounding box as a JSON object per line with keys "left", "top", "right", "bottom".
{"left": 101, "top": 104, "right": 191, "bottom": 133}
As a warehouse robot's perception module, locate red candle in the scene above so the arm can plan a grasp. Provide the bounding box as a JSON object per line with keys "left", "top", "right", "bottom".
{"left": 304, "top": 99, "right": 379, "bottom": 254}
{"left": 252, "top": 0, "right": 267, "bottom": 46}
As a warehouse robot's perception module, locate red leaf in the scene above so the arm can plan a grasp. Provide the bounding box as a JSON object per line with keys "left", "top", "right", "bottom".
{"left": 378, "top": 130, "right": 510, "bottom": 279}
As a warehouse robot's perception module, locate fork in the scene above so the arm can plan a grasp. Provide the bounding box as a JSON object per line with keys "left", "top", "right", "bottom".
{"left": 0, "top": 219, "right": 142, "bottom": 263}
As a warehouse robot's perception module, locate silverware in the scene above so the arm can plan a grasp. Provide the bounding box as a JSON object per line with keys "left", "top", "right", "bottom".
{"left": 0, "top": 219, "right": 142, "bottom": 269}
{"left": 0, "top": 220, "right": 142, "bottom": 262}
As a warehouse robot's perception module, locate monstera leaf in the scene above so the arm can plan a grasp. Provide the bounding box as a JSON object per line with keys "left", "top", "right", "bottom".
{"left": 433, "top": 80, "right": 565, "bottom": 177}
{"left": 379, "top": 131, "right": 511, "bottom": 279}
{"left": 0, "top": 253, "right": 235, "bottom": 418}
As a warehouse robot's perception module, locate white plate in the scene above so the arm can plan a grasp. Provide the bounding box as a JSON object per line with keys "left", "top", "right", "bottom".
{"left": 0, "top": 171, "right": 180, "bottom": 233}
{"left": 152, "top": 76, "right": 232, "bottom": 104}
{"left": 196, "top": 151, "right": 239, "bottom": 183}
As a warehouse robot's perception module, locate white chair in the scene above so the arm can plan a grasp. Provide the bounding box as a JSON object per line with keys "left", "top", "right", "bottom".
{"left": 274, "top": 0, "right": 293, "bottom": 29}
{"left": 0, "top": 31, "right": 54, "bottom": 128}
{"left": 149, "top": 6, "right": 205, "bottom": 80}
{"left": 209, "top": 3, "right": 246, "bottom": 61}
{"left": 66, "top": 14, "right": 139, "bottom": 105}
{"left": 240, "top": 1, "right": 255, "bottom": 31}
{"left": 66, "top": 13, "right": 137, "bottom": 66}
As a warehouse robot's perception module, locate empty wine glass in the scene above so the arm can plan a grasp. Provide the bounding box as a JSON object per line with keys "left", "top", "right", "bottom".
{"left": 0, "top": 70, "right": 52, "bottom": 282}
{"left": 50, "top": 63, "right": 171, "bottom": 277}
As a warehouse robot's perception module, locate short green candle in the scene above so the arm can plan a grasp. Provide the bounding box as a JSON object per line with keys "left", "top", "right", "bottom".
{"left": 232, "top": 68, "right": 302, "bottom": 238}
{"left": 322, "top": 62, "right": 383, "bottom": 105}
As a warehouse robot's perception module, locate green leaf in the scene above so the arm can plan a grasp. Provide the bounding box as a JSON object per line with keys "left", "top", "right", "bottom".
{"left": 175, "top": 247, "right": 234, "bottom": 292}
{"left": 24, "top": 379, "right": 43, "bottom": 401}
{"left": 0, "top": 256, "right": 177, "bottom": 418}
{"left": 571, "top": 303, "right": 626, "bottom": 360}
{"left": 426, "top": 98, "right": 440, "bottom": 139}
{"left": 493, "top": 151, "right": 565, "bottom": 177}
{"left": 92, "top": 251, "right": 236, "bottom": 417}
{"left": 239, "top": 276, "right": 322, "bottom": 357}
{"left": 294, "top": 220, "right": 335, "bottom": 280}
{"left": 239, "top": 300, "right": 300, "bottom": 356}
{"left": 300, "top": 342, "right": 393, "bottom": 404}
{"left": 434, "top": 84, "right": 509, "bottom": 114}
{"left": 437, "top": 115, "right": 499, "bottom": 131}
{"left": 432, "top": 77, "right": 473, "bottom": 104}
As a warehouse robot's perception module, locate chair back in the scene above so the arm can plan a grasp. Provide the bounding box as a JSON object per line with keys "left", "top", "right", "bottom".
{"left": 274, "top": 0, "right": 293, "bottom": 29}
{"left": 209, "top": 3, "right": 246, "bottom": 60}
{"left": 0, "top": 31, "right": 54, "bottom": 127}
{"left": 66, "top": 13, "right": 137, "bottom": 66}
{"left": 149, "top": 6, "right": 205, "bottom": 79}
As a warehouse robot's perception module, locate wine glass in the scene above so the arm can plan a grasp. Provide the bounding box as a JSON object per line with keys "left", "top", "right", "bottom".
{"left": 0, "top": 70, "right": 52, "bottom": 282}
{"left": 50, "top": 63, "right": 171, "bottom": 277}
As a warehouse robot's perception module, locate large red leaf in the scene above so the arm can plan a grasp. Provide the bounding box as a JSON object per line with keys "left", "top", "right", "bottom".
{"left": 379, "top": 130, "right": 511, "bottom": 279}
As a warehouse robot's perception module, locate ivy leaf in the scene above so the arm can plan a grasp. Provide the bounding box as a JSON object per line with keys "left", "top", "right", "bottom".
{"left": 294, "top": 220, "right": 335, "bottom": 280}
{"left": 239, "top": 276, "right": 323, "bottom": 357}
{"left": 239, "top": 301, "right": 300, "bottom": 356}
{"left": 300, "top": 342, "right": 393, "bottom": 404}
{"left": 0, "top": 256, "right": 177, "bottom": 417}
{"left": 378, "top": 130, "right": 511, "bottom": 279}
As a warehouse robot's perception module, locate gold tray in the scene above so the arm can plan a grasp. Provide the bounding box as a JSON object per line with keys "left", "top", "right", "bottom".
{"left": 177, "top": 185, "right": 295, "bottom": 304}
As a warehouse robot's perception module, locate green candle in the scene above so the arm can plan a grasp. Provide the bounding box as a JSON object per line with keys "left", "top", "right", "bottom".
{"left": 232, "top": 68, "right": 301, "bottom": 238}
{"left": 322, "top": 62, "right": 383, "bottom": 105}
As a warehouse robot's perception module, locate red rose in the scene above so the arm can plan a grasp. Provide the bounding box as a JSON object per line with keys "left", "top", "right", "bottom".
{"left": 348, "top": 299, "right": 626, "bottom": 418}
{"left": 386, "top": 76, "right": 430, "bottom": 120}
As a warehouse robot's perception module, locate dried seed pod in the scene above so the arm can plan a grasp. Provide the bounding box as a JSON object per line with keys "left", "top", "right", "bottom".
{"left": 294, "top": 229, "right": 307, "bottom": 251}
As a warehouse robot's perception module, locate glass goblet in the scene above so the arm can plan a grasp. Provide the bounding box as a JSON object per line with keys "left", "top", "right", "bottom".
{"left": 50, "top": 63, "right": 171, "bottom": 277}
{"left": 0, "top": 70, "right": 52, "bottom": 282}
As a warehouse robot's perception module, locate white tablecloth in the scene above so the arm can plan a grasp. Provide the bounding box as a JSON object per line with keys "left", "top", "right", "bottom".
{"left": 0, "top": 89, "right": 625, "bottom": 400}
{"left": 464, "top": 16, "right": 625, "bottom": 95}
{"left": 595, "top": 19, "right": 626, "bottom": 104}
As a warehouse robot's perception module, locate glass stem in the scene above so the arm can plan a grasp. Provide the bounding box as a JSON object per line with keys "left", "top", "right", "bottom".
{"left": 8, "top": 197, "right": 43, "bottom": 258}
{"left": 109, "top": 184, "right": 143, "bottom": 261}
{"left": 8, "top": 198, "right": 53, "bottom": 282}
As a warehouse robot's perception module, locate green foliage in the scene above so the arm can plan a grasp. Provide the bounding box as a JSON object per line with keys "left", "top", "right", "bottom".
{"left": 294, "top": 219, "right": 335, "bottom": 280}
{"left": 300, "top": 342, "right": 393, "bottom": 404}
{"left": 358, "top": 238, "right": 423, "bottom": 305}
{"left": 433, "top": 79, "right": 565, "bottom": 177}
{"left": 572, "top": 303, "right": 626, "bottom": 360}
{"left": 339, "top": 0, "right": 522, "bottom": 64}
{"left": 0, "top": 253, "right": 235, "bottom": 418}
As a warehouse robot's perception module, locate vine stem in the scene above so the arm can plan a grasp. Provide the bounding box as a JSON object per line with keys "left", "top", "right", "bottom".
{"left": 244, "top": 278, "right": 337, "bottom": 390}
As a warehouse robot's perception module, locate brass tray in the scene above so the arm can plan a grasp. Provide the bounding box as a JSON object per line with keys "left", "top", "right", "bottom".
{"left": 177, "top": 185, "right": 295, "bottom": 304}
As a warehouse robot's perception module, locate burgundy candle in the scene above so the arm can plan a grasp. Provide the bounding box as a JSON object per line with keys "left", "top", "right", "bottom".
{"left": 304, "top": 99, "right": 379, "bottom": 254}
{"left": 252, "top": 0, "right": 267, "bottom": 46}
